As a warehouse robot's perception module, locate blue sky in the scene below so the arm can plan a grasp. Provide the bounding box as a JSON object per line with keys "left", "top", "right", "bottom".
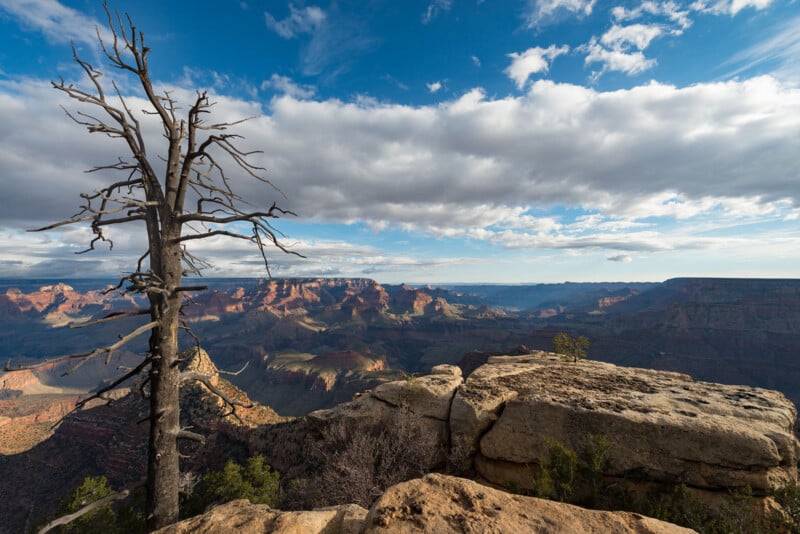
{"left": 0, "top": 0, "right": 798, "bottom": 283}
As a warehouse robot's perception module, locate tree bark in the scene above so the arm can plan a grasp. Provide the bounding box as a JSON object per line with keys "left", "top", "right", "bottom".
{"left": 146, "top": 236, "right": 182, "bottom": 531}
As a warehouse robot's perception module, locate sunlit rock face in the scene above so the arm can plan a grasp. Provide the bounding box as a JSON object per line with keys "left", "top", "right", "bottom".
{"left": 311, "top": 351, "right": 798, "bottom": 521}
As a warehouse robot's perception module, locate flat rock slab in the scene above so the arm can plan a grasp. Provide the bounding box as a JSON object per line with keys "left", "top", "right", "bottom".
{"left": 363, "top": 473, "right": 695, "bottom": 533}
{"left": 458, "top": 353, "right": 798, "bottom": 492}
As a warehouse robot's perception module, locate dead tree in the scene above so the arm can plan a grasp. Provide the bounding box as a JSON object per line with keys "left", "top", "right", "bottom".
{"left": 7, "top": 4, "right": 300, "bottom": 530}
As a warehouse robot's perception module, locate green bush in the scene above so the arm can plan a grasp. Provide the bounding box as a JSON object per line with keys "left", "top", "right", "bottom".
{"left": 533, "top": 438, "right": 579, "bottom": 502}
{"left": 181, "top": 455, "right": 281, "bottom": 517}
{"left": 36, "top": 476, "right": 144, "bottom": 534}
{"left": 771, "top": 477, "right": 800, "bottom": 533}
{"left": 582, "top": 434, "right": 611, "bottom": 506}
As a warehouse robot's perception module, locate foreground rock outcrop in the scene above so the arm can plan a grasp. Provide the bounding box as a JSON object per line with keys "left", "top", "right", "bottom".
{"left": 158, "top": 474, "right": 693, "bottom": 534}
{"left": 458, "top": 354, "right": 797, "bottom": 496}
{"left": 308, "top": 351, "right": 799, "bottom": 518}
{"left": 365, "top": 474, "right": 694, "bottom": 533}
{"left": 155, "top": 500, "right": 367, "bottom": 534}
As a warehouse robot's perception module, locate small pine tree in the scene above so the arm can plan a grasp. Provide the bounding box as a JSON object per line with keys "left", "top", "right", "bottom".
{"left": 553, "top": 332, "right": 590, "bottom": 363}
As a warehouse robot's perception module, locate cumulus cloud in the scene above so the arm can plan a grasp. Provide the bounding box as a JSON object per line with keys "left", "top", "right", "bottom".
{"left": 583, "top": 23, "right": 666, "bottom": 78}
{"left": 1, "top": 74, "right": 799, "bottom": 275}
{"left": 505, "top": 45, "right": 569, "bottom": 89}
{"left": 471, "top": 55, "right": 481, "bottom": 67}
{"left": 265, "top": 3, "right": 326, "bottom": 39}
{"left": 261, "top": 74, "right": 316, "bottom": 99}
{"left": 525, "top": 0, "right": 596, "bottom": 27}
{"left": 584, "top": 40, "right": 657, "bottom": 76}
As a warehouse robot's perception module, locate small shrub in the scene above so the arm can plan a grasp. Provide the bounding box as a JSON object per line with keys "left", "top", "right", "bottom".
{"left": 533, "top": 438, "right": 578, "bottom": 502}
{"left": 582, "top": 434, "right": 611, "bottom": 506}
{"left": 285, "top": 408, "right": 441, "bottom": 509}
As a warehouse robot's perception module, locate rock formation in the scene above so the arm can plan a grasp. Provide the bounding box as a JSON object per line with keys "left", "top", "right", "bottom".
{"left": 156, "top": 474, "right": 693, "bottom": 534}
{"left": 365, "top": 474, "right": 694, "bottom": 534}
{"left": 307, "top": 351, "right": 799, "bottom": 518}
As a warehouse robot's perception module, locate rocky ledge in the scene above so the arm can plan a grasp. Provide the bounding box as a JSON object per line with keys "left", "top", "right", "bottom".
{"left": 157, "top": 474, "right": 693, "bottom": 534}
{"left": 309, "top": 351, "right": 799, "bottom": 516}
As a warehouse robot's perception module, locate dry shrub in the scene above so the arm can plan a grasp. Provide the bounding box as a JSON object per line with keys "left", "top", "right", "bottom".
{"left": 285, "top": 408, "right": 442, "bottom": 509}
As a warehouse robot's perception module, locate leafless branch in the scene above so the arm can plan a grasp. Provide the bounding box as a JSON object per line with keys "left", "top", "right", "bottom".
{"left": 68, "top": 309, "right": 150, "bottom": 329}
{"left": 180, "top": 371, "right": 253, "bottom": 422}
{"left": 177, "top": 429, "right": 205, "bottom": 444}
{"left": 37, "top": 485, "right": 137, "bottom": 534}
{"left": 218, "top": 361, "right": 249, "bottom": 376}
{"left": 3, "top": 321, "right": 157, "bottom": 373}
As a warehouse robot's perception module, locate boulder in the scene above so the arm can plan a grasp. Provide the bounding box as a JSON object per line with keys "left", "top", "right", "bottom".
{"left": 154, "top": 500, "right": 367, "bottom": 534}
{"left": 362, "top": 473, "right": 695, "bottom": 533}
{"left": 371, "top": 364, "right": 462, "bottom": 421}
{"left": 308, "top": 366, "right": 463, "bottom": 460}
{"left": 453, "top": 353, "right": 798, "bottom": 495}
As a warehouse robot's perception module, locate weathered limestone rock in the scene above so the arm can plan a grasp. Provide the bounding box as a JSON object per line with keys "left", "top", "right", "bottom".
{"left": 456, "top": 353, "right": 798, "bottom": 495}
{"left": 154, "top": 500, "right": 368, "bottom": 534}
{"left": 370, "top": 364, "right": 462, "bottom": 420}
{"left": 363, "top": 473, "right": 695, "bottom": 534}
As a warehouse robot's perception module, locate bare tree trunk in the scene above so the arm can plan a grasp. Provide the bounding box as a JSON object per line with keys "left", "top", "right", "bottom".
{"left": 14, "top": 7, "right": 302, "bottom": 529}
{"left": 146, "top": 238, "right": 182, "bottom": 530}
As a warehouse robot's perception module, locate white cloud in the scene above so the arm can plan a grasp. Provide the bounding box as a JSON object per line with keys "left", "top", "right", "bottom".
{"left": 422, "top": 0, "right": 453, "bottom": 24}
{"left": 427, "top": 81, "right": 443, "bottom": 93}
{"left": 471, "top": 55, "right": 481, "bottom": 67}
{"left": 0, "top": 0, "right": 112, "bottom": 47}
{"left": 583, "top": 23, "right": 665, "bottom": 78}
{"left": 1, "top": 75, "right": 799, "bottom": 271}
{"left": 612, "top": 1, "right": 692, "bottom": 32}
{"left": 505, "top": 45, "right": 569, "bottom": 90}
{"left": 693, "top": 0, "right": 774, "bottom": 16}
{"left": 261, "top": 74, "right": 316, "bottom": 99}
{"left": 601, "top": 24, "right": 664, "bottom": 50}
{"left": 584, "top": 40, "right": 657, "bottom": 76}
{"left": 525, "top": 0, "right": 597, "bottom": 27}
{"left": 265, "top": 3, "right": 326, "bottom": 39}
